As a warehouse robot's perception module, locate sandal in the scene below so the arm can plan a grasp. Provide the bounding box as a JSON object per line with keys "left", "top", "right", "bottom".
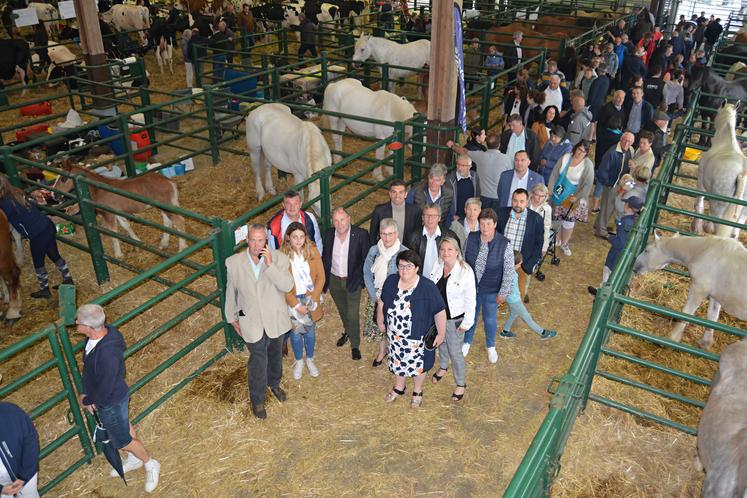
{"left": 431, "top": 368, "right": 447, "bottom": 384}
{"left": 452, "top": 385, "right": 466, "bottom": 402}
{"left": 411, "top": 391, "right": 423, "bottom": 408}
{"left": 385, "top": 386, "right": 406, "bottom": 403}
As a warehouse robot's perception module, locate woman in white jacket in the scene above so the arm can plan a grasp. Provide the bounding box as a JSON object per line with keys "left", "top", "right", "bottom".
{"left": 427, "top": 236, "right": 477, "bottom": 402}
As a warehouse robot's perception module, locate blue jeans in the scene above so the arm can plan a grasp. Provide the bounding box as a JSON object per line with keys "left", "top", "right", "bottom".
{"left": 593, "top": 181, "right": 604, "bottom": 198}
{"left": 463, "top": 292, "right": 498, "bottom": 348}
{"left": 96, "top": 395, "right": 132, "bottom": 450}
{"left": 290, "top": 323, "right": 316, "bottom": 360}
{"left": 503, "top": 300, "right": 543, "bottom": 334}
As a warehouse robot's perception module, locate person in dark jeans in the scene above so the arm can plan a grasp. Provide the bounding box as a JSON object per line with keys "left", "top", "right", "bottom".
{"left": 224, "top": 223, "right": 295, "bottom": 419}
{"left": 293, "top": 14, "right": 317, "bottom": 58}
{"left": 0, "top": 174, "right": 73, "bottom": 298}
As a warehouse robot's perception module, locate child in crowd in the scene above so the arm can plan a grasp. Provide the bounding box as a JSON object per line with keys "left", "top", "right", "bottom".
{"left": 484, "top": 45, "right": 504, "bottom": 80}
{"left": 499, "top": 252, "right": 557, "bottom": 340}
{"left": 588, "top": 196, "right": 645, "bottom": 295}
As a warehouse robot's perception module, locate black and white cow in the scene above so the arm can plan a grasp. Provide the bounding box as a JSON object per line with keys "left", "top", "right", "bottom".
{"left": 0, "top": 39, "right": 32, "bottom": 93}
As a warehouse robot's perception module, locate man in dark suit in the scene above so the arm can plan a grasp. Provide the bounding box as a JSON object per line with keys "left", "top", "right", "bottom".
{"left": 322, "top": 207, "right": 370, "bottom": 360}
{"left": 369, "top": 179, "right": 422, "bottom": 245}
{"left": 496, "top": 188, "right": 544, "bottom": 302}
{"left": 503, "top": 31, "right": 523, "bottom": 82}
{"left": 406, "top": 203, "right": 458, "bottom": 278}
{"left": 623, "top": 85, "right": 654, "bottom": 140}
{"left": 496, "top": 150, "right": 544, "bottom": 208}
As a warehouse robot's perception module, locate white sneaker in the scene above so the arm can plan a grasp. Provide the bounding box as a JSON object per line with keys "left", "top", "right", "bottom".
{"left": 111, "top": 453, "right": 142, "bottom": 477}
{"left": 487, "top": 347, "right": 499, "bottom": 364}
{"left": 292, "top": 360, "right": 304, "bottom": 380}
{"left": 561, "top": 244, "right": 572, "bottom": 256}
{"left": 306, "top": 357, "right": 319, "bottom": 377}
{"left": 462, "top": 343, "right": 471, "bottom": 357}
{"left": 144, "top": 459, "right": 160, "bottom": 493}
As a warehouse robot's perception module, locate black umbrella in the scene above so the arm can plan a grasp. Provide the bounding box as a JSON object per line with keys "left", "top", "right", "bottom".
{"left": 93, "top": 410, "right": 127, "bottom": 485}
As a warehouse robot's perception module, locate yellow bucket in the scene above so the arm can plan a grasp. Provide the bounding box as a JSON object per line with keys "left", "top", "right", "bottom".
{"left": 683, "top": 147, "right": 702, "bottom": 162}
{"left": 42, "top": 169, "right": 59, "bottom": 181}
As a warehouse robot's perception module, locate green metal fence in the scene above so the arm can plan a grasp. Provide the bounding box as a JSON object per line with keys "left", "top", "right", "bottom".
{"left": 504, "top": 20, "right": 745, "bottom": 495}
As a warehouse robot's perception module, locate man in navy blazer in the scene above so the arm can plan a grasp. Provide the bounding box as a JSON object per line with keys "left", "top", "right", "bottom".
{"left": 322, "top": 207, "right": 370, "bottom": 359}
{"left": 496, "top": 188, "right": 544, "bottom": 301}
{"left": 496, "top": 150, "right": 544, "bottom": 208}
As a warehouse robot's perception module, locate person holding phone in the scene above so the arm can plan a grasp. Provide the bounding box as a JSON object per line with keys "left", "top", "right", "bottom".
{"left": 225, "top": 223, "right": 295, "bottom": 419}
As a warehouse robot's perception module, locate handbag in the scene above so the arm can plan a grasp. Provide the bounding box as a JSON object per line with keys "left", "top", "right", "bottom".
{"left": 550, "top": 156, "right": 578, "bottom": 206}
{"left": 424, "top": 324, "right": 438, "bottom": 351}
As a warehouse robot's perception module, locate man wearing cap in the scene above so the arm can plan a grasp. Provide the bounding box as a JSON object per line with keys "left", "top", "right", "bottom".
{"left": 588, "top": 195, "right": 644, "bottom": 295}
{"left": 646, "top": 110, "right": 671, "bottom": 170}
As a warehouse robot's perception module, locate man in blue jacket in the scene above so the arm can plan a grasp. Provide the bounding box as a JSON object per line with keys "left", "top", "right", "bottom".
{"left": 0, "top": 402, "right": 39, "bottom": 497}
{"left": 76, "top": 304, "right": 161, "bottom": 493}
{"left": 594, "top": 132, "right": 635, "bottom": 238}
{"left": 496, "top": 189, "right": 544, "bottom": 302}
{"left": 496, "top": 150, "right": 544, "bottom": 207}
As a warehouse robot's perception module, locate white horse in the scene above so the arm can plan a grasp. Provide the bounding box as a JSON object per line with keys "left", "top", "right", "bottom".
{"left": 323, "top": 78, "right": 416, "bottom": 180}
{"left": 633, "top": 233, "right": 747, "bottom": 350}
{"left": 693, "top": 103, "right": 747, "bottom": 238}
{"left": 351, "top": 35, "right": 430, "bottom": 97}
{"left": 696, "top": 337, "right": 747, "bottom": 498}
{"left": 246, "top": 103, "right": 331, "bottom": 214}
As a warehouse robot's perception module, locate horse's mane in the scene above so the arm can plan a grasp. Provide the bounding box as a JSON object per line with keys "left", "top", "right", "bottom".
{"left": 66, "top": 163, "right": 116, "bottom": 184}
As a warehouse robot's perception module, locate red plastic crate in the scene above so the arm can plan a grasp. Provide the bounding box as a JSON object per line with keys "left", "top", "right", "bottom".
{"left": 15, "top": 123, "right": 50, "bottom": 142}
{"left": 130, "top": 129, "right": 153, "bottom": 162}
{"left": 19, "top": 101, "right": 52, "bottom": 117}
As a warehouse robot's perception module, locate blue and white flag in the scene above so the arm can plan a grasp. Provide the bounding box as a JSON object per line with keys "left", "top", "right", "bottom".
{"left": 454, "top": 4, "right": 467, "bottom": 133}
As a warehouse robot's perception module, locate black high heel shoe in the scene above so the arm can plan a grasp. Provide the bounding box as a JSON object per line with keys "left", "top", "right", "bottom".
{"left": 372, "top": 354, "right": 386, "bottom": 367}
{"left": 451, "top": 385, "right": 466, "bottom": 402}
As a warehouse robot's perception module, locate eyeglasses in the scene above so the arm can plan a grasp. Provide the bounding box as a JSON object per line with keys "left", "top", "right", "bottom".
{"left": 397, "top": 263, "right": 416, "bottom": 270}
{"left": 424, "top": 214, "right": 440, "bottom": 219}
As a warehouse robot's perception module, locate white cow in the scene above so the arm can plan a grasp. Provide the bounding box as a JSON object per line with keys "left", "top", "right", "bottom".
{"left": 351, "top": 35, "right": 430, "bottom": 97}
{"left": 632, "top": 233, "right": 747, "bottom": 350}
{"left": 696, "top": 337, "right": 747, "bottom": 498}
{"left": 29, "top": 2, "right": 59, "bottom": 37}
{"left": 693, "top": 103, "right": 747, "bottom": 238}
{"left": 323, "top": 78, "right": 416, "bottom": 180}
{"left": 246, "top": 103, "right": 331, "bottom": 214}
{"left": 46, "top": 41, "right": 77, "bottom": 83}
{"left": 100, "top": 4, "right": 151, "bottom": 47}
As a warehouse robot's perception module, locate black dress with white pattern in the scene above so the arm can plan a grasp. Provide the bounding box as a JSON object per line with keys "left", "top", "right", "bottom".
{"left": 386, "top": 285, "right": 434, "bottom": 376}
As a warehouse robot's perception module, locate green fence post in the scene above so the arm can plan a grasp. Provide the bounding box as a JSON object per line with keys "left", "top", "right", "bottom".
{"left": 203, "top": 86, "right": 220, "bottom": 165}
{"left": 281, "top": 28, "right": 289, "bottom": 56}
{"left": 382, "top": 63, "right": 389, "bottom": 91}
{"left": 317, "top": 20, "right": 324, "bottom": 48}
{"left": 410, "top": 115, "right": 426, "bottom": 182}
{"left": 480, "top": 80, "right": 491, "bottom": 131}
{"left": 116, "top": 114, "right": 136, "bottom": 178}
{"left": 538, "top": 48, "right": 547, "bottom": 78}
{"left": 271, "top": 67, "right": 280, "bottom": 100}
{"left": 393, "top": 122, "right": 406, "bottom": 179}
{"left": 321, "top": 50, "right": 329, "bottom": 88}
{"left": 210, "top": 218, "right": 242, "bottom": 352}
{"left": 75, "top": 178, "right": 110, "bottom": 284}
{"left": 363, "top": 63, "right": 371, "bottom": 88}
{"left": 1, "top": 147, "right": 20, "bottom": 188}
{"left": 319, "top": 172, "right": 332, "bottom": 233}
{"left": 192, "top": 44, "right": 203, "bottom": 89}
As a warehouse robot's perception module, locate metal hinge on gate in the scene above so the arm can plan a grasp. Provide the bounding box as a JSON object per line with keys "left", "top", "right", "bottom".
{"left": 547, "top": 374, "right": 585, "bottom": 411}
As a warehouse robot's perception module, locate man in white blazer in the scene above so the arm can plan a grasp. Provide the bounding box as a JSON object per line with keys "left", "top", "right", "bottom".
{"left": 224, "top": 223, "right": 295, "bottom": 419}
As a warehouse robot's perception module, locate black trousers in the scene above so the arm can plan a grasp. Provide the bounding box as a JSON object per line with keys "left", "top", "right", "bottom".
{"left": 30, "top": 222, "right": 62, "bottom": 270}
{"left": 298, "top": 43, "right": 317, "bottom": 58}
{"left": 247, "top": 331, "right": 284, "bottom": 406}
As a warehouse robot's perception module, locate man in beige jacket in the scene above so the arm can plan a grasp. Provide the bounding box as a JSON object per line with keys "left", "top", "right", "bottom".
{"left": 225, "top": 223, "right": 294, "bottom": 419}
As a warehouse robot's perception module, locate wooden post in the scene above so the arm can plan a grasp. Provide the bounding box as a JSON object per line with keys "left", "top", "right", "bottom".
{"left": 425, "top": 0, "right": 461, "bottom": 165}
{"left": 73, "top": 0, "right": 112, "bottom": 111}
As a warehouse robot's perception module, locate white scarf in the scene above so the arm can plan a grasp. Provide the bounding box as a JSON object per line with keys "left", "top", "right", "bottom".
{"left": 371, "top": 239, "right": 401, "bottom": 290}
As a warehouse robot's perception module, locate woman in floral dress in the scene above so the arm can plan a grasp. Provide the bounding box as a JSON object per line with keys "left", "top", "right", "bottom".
{"left": 376, "top": 250, "right": 446, "bottom": 408}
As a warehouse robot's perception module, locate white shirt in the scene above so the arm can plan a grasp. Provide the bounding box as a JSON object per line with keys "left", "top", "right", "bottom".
{"left": 507, "top": 132, "right": 526, "bottom": 166}
{"left": 515, "top": 41, "right": 522, "bottom": 61}
{"left": 422, "top": 225, "right": 441, "bottom": 278}
{"left": 543, "top": 86, "right": 563, "bottom": 111}
{"left": 507, "top": 171, "right": 529, "bottom": 206}
{"left": 85, "top": 336, "right": 103, "bottom": 356}
{"left": 331, "top": 229, "right": 350, "bottom": 278}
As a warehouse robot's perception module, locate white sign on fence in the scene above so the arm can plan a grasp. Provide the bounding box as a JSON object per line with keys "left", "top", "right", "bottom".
{"left": 58, "top": 1, "right": 76, "bottom": 20}
{"left": 13, "top": 7, "right": 39, "bottom": 27}
{"left": 234, "top": 225, "right": 248, "bottom": 245}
